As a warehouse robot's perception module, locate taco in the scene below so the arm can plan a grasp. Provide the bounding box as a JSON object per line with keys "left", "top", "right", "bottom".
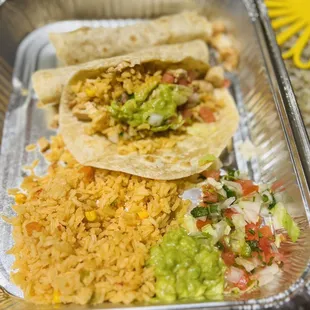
{"left": 50, "top": 11, "right": 212, "bottom": 65}
{"left": 59, "top": 40, "right": 239, "bottom": 180}
{"left": 32, "top": 40, "right": 208, "bottom": 106}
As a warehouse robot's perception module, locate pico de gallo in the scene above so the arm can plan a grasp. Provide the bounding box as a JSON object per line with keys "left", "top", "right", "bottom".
{"left": 182, "top": 169, "right": 300, "bottom": 294}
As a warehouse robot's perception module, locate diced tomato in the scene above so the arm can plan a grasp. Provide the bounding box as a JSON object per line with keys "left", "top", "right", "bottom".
{"left": 224, "top": 208, "right": 237, "bottom": 219}
{"left": 264, "top": 251, "right": 276, "bottom": 265}
{"left": 235, "top": 273, "right": 250, "bottom": 290}
{"left": 162, "top": 72, "right": 175, "bottom": 84}
{"left": 245, "top": 223, "right": 259, "bottom": 241}
{"left": 271, "top": 180, "right": 286, "bottom": 192}
{"left": 258, "top": 236, "right": 276, "bottom": 263}
{"left": 26, "top": 222, "right": 42, "bottom": 236}
{"left": 221, "top": 251, "right": 235, "bottom": 266}
{"left": 235, "top": 179, "right": 259, "bottom": 196}
{"left": 259, "top": 226, "right": 273, "bottom": 239}
{"left": 259, "top": 237, "right": 271, "bottom": 252}
{"left": 199, "top": 107, "right": 216, "bottom": 123}
{"left": 178, "top": 78, "right": 189, "bottom": 86}
{"left": 196, "top": 219, "right": 212, "bottom": 230}
{"left": 223, "top": 79, "right": 231, "bottom": 88}
{"left": 202, "top": 185, "right": 218, "bottom": 203}
{"left": 181, "top": 109, "right": 193, "bottom": 119}
{"left": 201, "top": 169, "right": 220, "bottom": 181}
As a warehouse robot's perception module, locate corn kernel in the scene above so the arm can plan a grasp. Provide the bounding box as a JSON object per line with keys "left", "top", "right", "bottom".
{"left": 138, "top": 210, "right": 149, "bottom": 220}
{"left": 15, "top": 193, "right": 27, "bottom": 204}
{"left": 52, "top": 290, "right": 60, "bottom": 304}
{"left": 85, "top": 210, "right": 97, "bottom": 222}
{"left": 85, "top": 88, "right": 96, "bottom": 97}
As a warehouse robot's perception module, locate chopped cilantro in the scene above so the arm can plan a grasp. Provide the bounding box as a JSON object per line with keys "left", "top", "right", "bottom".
{"left": 191, "top": 207, "right": 209, "bottom": 218}
{"left": 248, "top": 228, "right": 256, "bottom": 235}
{"left": 246, "top": 240, "right": 260, "bottom": 252}
{"left": 223, "top": 185, "right": 237, "bottom": 198}
{"left": 216, "top": 241, "right": 225, "bottom": 251}
{"left": 209, "top": 204, "right": 219, "bottom": 214}
{"left": 222, "top": 169, "right": 240, "bottom": 181}
{"left": 268, "top": 192, "right": 277, "bottom": 210}
{"left": 225, "top": 217, "right": 234, "bottom": 227}
{"left": 268, "top": 201, "right": 276, "bottom": 210}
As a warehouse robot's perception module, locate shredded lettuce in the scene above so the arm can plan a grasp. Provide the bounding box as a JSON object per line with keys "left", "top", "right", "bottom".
{"left": 191, "top": 207, "right": 210, "bottom": 218}
{"left": 198, "top": 154, "right": 217, "bottom": 166}
{"left": 271, "top": 202, "right": 300, "bottom": 242}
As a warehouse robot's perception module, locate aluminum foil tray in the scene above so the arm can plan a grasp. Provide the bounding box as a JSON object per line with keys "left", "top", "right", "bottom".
{"left": 0, "top": 0, "right": 310, "bottom": 309}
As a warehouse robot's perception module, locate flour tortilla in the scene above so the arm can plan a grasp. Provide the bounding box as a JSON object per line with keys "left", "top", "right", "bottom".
{"left": 32, "top": 40, "right": 209, "bottom": 106}
{"left": 50, "top": 11, "right": 212, "bottom": 65}
{"left": 59, "top": 42, "right": 239, "bottom": 180}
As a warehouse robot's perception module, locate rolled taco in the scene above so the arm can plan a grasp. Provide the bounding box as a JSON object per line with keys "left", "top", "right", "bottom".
{"left": 59, "top": 40, "right": 239, "bottom": 180}
{"left": 32, "top": 40, "right": 209, "bottom": 106}
{"left": 50, "top": 11, "right": 212, "bottom": 65}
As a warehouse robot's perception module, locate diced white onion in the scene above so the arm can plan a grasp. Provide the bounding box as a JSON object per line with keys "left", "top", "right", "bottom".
{"left": 259, "top": 183, "right": 270, "bottom": 192}
{"left": 232, "top": 213, "right": 246, "bottom": 230}
{"left": 255, "top": 263, "right": 279, "bottom": 286}
{"left": 239, "top": 201, "right": 261, "bottom": 223}
{"left": 235, "top": 257, "right": 256, "bottom": 272}
{"left": 261, "top": 190, "right": 273, "bottom": 204}
{"left": 218, "top": 188, "right": 227, "bottom": 199}
{"left": 226, "top": 267, "right": 244, "bottom": 284}
{"left": 223, "top": 180, "right": 243, "bottom": 195}
{"left": 253, "top": 193, "right": 262, "bottom": 204}
{"left": 148, "top": 113, "right": 163, "bottom": 126}
{"left": 262, "top": 215, "right": 275, "bottom": 234}
{"left": 222, "top": 197, "right": 236, "bottom": 208}
{"left": 207, "top": 177, "right": 223, "bottom": 190}
{"left": 260, "top": 207, "right": 270, "bottom": 217}
{"left": 231, "top": 205, "right": 242, "bottom": 214}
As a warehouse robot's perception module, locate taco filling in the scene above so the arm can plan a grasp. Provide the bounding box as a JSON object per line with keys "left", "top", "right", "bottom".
{"left": 59, "top": 41, "right": 238, "bottom": 179}
{"left": 69, "top": 64, "right": 226, "bottom": 143}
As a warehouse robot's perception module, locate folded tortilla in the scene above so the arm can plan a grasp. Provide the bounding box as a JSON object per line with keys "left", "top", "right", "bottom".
{"left": 59, "top": 41, "right": 239, "bottom": 180}
{"left": 50, "top": 11, "right": 212, "bottom": 65}
{"left": 32, "top": 40, "right": 209, "bottom": 106}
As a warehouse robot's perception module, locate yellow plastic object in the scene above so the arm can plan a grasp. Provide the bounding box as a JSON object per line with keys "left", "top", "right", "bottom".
{"left": 265, "top": 0, "right": 310, "bottom": 69}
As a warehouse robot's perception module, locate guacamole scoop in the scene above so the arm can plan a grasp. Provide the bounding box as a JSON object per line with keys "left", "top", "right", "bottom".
{"left": 148, "top": 228, "right": 226, "bottom": 302}
{"left": 108, "top": 83, "right": 193, "bottom": 132}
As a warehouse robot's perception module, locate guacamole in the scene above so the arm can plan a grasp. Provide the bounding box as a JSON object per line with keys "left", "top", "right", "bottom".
{"left": 108, "top": 83, "right": 193, "bottom": 132}
{"left": 148, "top": 228, "right": 226, "bottom": 302}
